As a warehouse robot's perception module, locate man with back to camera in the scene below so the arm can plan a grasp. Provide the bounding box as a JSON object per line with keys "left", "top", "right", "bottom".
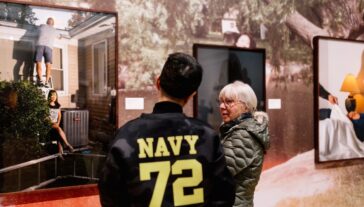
{"left": 98, "top": 53, "right": 235, "bottom": 206}
{"left": 34, "top": 17, "right": 59, "bottom": 87}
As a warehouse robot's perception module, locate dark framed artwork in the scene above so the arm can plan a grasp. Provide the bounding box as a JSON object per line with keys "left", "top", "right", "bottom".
{"left": 314, "top": 36, "right": 364, "bottom": 163}
{"left": 0, "top": 0, "right": 117, "bottom": 193}
{"left": 193, "top": 44, "right": 266, "bottom": 130}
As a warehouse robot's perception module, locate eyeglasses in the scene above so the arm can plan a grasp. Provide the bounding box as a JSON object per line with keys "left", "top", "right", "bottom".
{"left": 219, "top": 99, "right": 242, "bottom": 108}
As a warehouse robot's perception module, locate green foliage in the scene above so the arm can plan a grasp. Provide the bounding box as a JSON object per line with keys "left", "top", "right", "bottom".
{"left": 0, "top": 2, "right": 38, "bottom": 25}
{"left": 118, "top": 0, "right": 167, "bottom": 89}
{"left": 0, "top": 80, "right": 50, "bottom": 140}
{"left": 0, "top": 81, "right": 50, "bottom": 166}
{"left": 67, "top": 11, "right": 94, "bottom": 29}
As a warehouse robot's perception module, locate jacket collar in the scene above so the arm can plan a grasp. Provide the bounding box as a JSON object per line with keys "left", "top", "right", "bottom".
{"left": 152, "top": 101, "right": 183, "bottom": 114}
{"left": 220, "top": 112, "right": 252, "bottom": 136}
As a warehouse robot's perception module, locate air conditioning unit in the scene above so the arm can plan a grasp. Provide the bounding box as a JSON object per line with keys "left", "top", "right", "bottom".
{"left": 61, "top": 109, "right": 89, "bottom": 147}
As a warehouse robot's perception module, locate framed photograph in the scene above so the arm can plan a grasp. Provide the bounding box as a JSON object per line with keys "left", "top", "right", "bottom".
{"left": 314, "top": 36, "right": 364, "bottom": 163}
{"left": 193, "top": 44, "right": 266, "bottom": 130}
{"left": 0, "top": 1, "right": 117, "bottom": 193}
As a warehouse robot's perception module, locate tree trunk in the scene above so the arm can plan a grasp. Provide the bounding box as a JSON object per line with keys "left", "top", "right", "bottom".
{"left": 268, "top": 0, "right": 364, "bottom": 42}
{"left": 285, "top": 11, "right": 329, "bottom": 47}
{"left": 263, "top": 0, "right": 328, "bottom": 47}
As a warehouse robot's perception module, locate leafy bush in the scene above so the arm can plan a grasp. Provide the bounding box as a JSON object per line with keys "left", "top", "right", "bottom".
{"left": 0, "top": 81, "right": 50, "bottom": 167}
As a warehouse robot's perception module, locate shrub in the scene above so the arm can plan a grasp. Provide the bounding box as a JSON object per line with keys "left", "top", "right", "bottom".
{"left": 0, "top": 81, "right": 50, "bottom": 167}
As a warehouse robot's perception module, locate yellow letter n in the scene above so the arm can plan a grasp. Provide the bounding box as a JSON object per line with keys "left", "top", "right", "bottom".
{"left": 137, "top": 138, "right": 154, "bottom": 158}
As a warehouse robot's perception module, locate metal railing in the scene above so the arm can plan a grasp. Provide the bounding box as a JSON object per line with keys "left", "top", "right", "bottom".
{"left": 0, "top": 149, "right": 106, "bottom": 192}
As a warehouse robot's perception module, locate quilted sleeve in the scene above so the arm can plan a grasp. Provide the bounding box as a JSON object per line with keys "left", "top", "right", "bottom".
{"left": 222, "top": 130, "right": 255, "bottom": 176}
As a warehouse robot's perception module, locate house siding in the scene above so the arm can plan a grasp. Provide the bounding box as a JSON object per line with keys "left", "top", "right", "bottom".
{"left": 0, "top": 39, "right": 34, "bottom": 81}
{"left": 80, "top": 33, "right": 116, "bottom": 141}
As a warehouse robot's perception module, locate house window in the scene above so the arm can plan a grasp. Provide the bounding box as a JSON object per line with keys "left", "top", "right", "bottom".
{"left": 51, "top": 47, "right": 64, "bottom": 91}
{"left": 92, "top": 40, "right": 107, "bottom": 95}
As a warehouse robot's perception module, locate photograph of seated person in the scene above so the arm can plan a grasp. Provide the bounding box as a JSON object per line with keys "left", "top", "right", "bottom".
{"left": 48, "top": 90, "right": 74, "bottom": 155}
{"left": 318, "top": 85, "right": 364, "bottom": 161}
{"left": 218, "top": 81, "right": 270, "bottom": 207}
{"left": 319, "top": 84, "right": 363, "bottom": 142}
{"left": 98, "top": 53, "right": 235, "bottom": 207}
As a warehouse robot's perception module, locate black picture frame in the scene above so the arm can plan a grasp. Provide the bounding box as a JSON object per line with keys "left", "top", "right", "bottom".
{"left": 193, "top": 44, "right": 266, "bottom": 130}
{"left": 314, "top": 36, "right": 364, "bottom": 163}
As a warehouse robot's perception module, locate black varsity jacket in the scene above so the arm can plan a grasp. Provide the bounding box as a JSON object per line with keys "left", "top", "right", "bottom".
{"left": 98, "top": 101, "right": 235, "bottom": 207}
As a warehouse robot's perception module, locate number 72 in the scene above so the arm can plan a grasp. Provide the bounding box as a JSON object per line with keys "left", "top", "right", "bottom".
{"left": 139, "top": 159, "right": 204, "bottom": 207}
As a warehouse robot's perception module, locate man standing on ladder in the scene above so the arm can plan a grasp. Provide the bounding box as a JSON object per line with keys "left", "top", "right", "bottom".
{"left": 34, "top": 17, "right": 60, "bottom": 88}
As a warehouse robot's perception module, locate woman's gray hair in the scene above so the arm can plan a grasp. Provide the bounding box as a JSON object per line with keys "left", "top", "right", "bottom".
{"left": 219, "top": 80, "right": 257, "bottom": 113}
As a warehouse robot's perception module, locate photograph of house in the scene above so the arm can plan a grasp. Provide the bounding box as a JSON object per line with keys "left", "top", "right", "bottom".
{"left": 0, "top": 4, "right": 117, "bottom": 144}
{"left": 0, "top": 2, "right": 117, "bottom": 193}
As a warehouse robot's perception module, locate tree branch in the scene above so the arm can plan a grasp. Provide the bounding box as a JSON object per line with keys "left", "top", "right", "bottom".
{"left": 285, "top": 11, "right": 329, "bottom": 48}
{"left": 262, "top": 0, "right": 328, "bottom": 47}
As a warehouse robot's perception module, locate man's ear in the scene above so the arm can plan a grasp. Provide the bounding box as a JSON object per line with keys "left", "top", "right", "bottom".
{"left": 156, "top": 76, "right": 161, "bottom": 90}
{"left": 186, "top": 91, "right": 197, "bottom": 102}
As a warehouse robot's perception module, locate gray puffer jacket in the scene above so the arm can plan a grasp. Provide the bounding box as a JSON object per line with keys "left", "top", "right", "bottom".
{"left": 220, "top": 112, "right": 270, "bottom": 207}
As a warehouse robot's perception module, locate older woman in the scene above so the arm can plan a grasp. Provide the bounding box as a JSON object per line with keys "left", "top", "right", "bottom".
{"left": 219, "top": 81, "right": 270, "bottom": 207}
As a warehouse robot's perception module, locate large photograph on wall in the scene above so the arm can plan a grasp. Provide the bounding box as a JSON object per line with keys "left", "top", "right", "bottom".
{"left": 193, "top": 44, "right": 265, "bottom": 130}
{"left": 0, "top": 1, "right": 117, "bottom": 193}
{"left": 314, "top": 36, "right": 364, "bottom": 163}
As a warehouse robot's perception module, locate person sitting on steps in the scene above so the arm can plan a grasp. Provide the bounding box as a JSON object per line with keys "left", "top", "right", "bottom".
{"left": 48, "top": 90, "right": 74, "bottom": 156}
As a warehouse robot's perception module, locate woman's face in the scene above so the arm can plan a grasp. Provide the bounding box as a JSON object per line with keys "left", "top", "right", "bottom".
{"left": 235, "top": 35, "right": 251, "bottom": 48}
{"left": 50, "top": 93, "right": 57, "bottom": 102}
{"left": 219, "top": 97, "right": 247, "bottom": 123}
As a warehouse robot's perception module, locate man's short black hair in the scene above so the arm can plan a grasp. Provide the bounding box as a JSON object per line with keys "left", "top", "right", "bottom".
{"left": 160, "top": 53, "right": 203, "bottom": 99}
